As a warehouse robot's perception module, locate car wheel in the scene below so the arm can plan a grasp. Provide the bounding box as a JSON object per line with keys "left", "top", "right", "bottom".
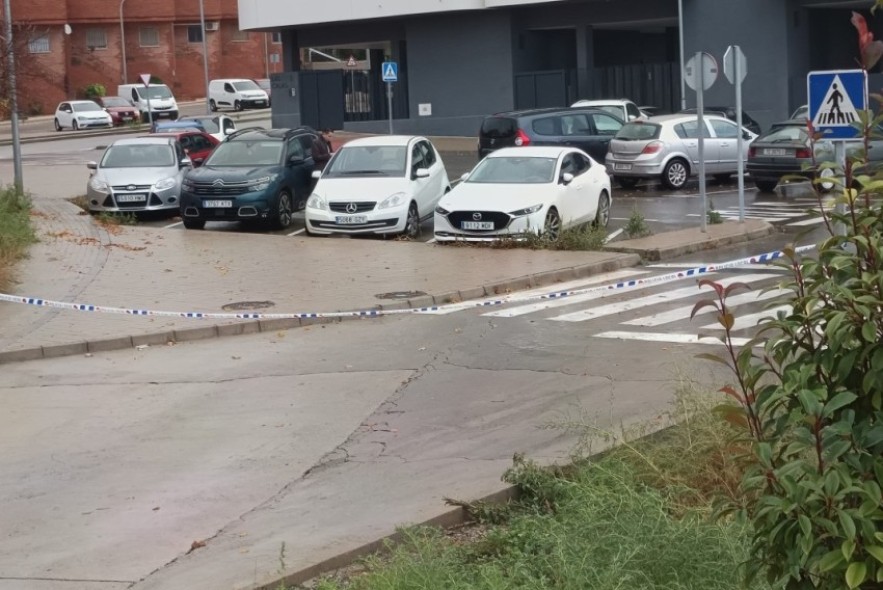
{"left": 401, "top": 201, "right": 420, "bottom": 240}
{"left": 754, "top": 179, "right": 778, "bottom": 193}
{"left": 234, "top": 100, "right": 242, "bottom": 112}
{"left": 183, "top": 218, "right": 205, "bottom": 230}
{"left": 817, "top": 167, "right": 836, "bottom": 193}
{"left": 72, "top": 120, "right": 80, "bottom": 131}
{"left": 593, "top": 191, "right": 611, "bottom": 229}
{"left": 713, "top": 173, "right": 731, "bottom": 183}
{"left": 271, "top": 190, "right": 293, "bottom": 230}
{"left": 662, "top": 158, "right": 688, "bottom": 190}
{"left": 544, "top": 207, "right": 561, "bottom": 241}
{"left": 54, "top": 118, "right": 62, "bottom": 131}
{"left": 616, "top": 176, "right": 639, "bottom": 189}
{"left": 209, "top": 99, "right": 217, "bottom": 112}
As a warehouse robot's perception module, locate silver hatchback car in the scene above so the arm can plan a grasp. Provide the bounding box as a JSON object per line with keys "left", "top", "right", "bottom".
{"left": 605, "top": 114, "right": 757, "bottom": 190}
{"left": 86, "top": 136, "right": 191, "bottom": 214}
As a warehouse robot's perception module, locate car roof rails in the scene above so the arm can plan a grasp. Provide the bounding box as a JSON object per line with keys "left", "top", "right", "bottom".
{"left": 224, "top": 126, "right": 268, "bottom": 141}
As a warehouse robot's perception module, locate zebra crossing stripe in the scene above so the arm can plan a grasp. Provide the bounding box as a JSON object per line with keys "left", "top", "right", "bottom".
{"left": 549, "top": 273, "right": 774, "bottom": 323}
{"left": 623, "top": 287, "right": 790, "bottom": 327}
{"left": 699, "top": 304, "right": 792, "bottom": 331}
{"left": 594, "top": 331, "right": 753, "bottom": 347}
{"left": 787, "top": 217, "right": 827, "bottom": 227}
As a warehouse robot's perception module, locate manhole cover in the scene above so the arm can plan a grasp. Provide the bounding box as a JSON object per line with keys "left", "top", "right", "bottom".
{"left": 375, "top": 291, "right": 427, "bottom": 300}
{"left": 222, "top": 300, "right": 276, "bottom": 311}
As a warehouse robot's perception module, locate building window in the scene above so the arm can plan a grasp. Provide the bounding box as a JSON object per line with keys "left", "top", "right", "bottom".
{"left": 231, "top": 28, "right": 249, "bottom": 42}
{"left": 271, "top": 31, "right": 281, "bottom": 44}
{"left": 86, "top": 28, "right": 107, "bottom": 50}
{"left": 187, "top": 25, "right": 203, "bottom": 43}
{"left": 139, "top": 26, "right": 159, "bottom": 47}
{"left": 28, "top": 34, "right": 50, "bottom": 54}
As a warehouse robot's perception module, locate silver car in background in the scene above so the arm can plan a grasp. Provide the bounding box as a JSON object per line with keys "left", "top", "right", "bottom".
{"left": 85, "top": 136, "right": 191, "bottom": 215}
{"left": 605, "top": 114, "right": 757, "bottom": 190}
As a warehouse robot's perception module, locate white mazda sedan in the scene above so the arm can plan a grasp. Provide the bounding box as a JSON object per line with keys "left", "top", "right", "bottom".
{"left": 305, "top": 136, "right": 449, "bottom": 238}
{"left": 434, "top": 147, "right": 611, "bottom": 242}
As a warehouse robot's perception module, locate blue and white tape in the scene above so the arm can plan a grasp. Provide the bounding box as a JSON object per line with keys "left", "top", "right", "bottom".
{"left": 0, "top": 246, "right": 816, "bottom": 321}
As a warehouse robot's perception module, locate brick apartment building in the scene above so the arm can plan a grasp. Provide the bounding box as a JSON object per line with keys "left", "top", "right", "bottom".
{"left": 3, "top": 0, "right": 281, "bottom": 116}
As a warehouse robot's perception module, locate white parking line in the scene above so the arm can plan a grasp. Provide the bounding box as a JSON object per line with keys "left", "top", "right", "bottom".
{"left": 287, "top": 228, "right": 306, "bottom": 236}
{"left": 163, "top": 221, "right": 183, "bottom": 229}
{"left": 603, "top": 228, "right": 623, "bottom": 243}
{"left": 611, "top": 217, "right": 660, "bottom": 222}
{"left": 426, "top": 237, "right": 437, "bottom": 244}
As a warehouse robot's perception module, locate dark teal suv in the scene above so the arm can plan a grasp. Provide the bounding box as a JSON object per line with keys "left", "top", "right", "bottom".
{"left": 179, "top": 127, "right": 319, "bottom": 230}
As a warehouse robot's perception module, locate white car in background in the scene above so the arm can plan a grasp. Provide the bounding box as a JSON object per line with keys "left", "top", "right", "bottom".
{"left": 434, "top": 146, "right": 611, "bottom": 242}
{"left": 305, "top": 136, "right": 450, "bottom": 238}
{"left": 54, "top": 100, "right": 113, "bottom": 131}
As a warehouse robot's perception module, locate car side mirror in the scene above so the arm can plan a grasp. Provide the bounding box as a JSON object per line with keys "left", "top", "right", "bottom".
{"left": 86, "top": 161, "right": 98, "bottom": 170}
{"left": 413, "top": 168, "right": 430, "bottom": 179}
{"left": 560, "top": 172, "right": 574, "bottom": 185}
{"left": 460, "top": 172, "right": 470, "bottom": 182}
{"left": 311, "top": 170, "right": 322, "bottom": 179}
{"left": 180, "top": 157, "right": 192, "bottom": 168}
{"left": 193, "top": 158, "right": 204, "bottom": 166}
{"left": 288, "top": 155, "right": 305, "bottom": 166}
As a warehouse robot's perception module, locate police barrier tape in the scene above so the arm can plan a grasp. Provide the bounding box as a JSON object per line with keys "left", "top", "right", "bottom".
{"left": 0, "top": 245, "right": 817, "bottom": 321}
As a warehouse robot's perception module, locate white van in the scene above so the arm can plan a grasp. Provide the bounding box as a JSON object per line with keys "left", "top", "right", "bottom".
{"left": 117, "top": 83, "right": 179, "bottom": 122}
{"left": 208, "top": 79, "right": 270, "bottom": 112}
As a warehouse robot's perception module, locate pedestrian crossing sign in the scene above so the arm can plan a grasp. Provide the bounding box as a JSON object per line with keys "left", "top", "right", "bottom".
{"left": 382, "top": 61, "right": 398, "bottom": 83}
{"left": 807, "top": 69, "right": 867, "bottom": 140}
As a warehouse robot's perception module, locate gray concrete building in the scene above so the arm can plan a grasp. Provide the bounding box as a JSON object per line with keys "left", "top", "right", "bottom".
{"left": 238, "top": 0, "right": 882, "bottom": 136}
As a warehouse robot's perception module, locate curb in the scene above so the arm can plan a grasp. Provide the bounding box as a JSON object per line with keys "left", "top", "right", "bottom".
{"left": 0, "top": 253, "right": 640, "bottom": 365}
{"left": 603, "top": 222, "right": 775, "bottom": 262}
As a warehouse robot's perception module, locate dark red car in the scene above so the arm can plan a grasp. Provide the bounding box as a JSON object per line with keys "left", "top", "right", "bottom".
{"left": 95, "top": 96, "right": 140, "bottom": 126}
{"left": 144, "top": 130, "right": 220, "bottom": 166}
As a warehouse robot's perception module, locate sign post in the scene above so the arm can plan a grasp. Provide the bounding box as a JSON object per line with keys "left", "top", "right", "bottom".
{"left": 685, "top": 52, "right": 718, "bottom": 233}
{"left": 724, "top": 45, "right": 748, "bottom": 223}
{"left": 346, "top": 55, "right": 357, "bottom": 114}
{"left": 807, "top": 69, "right": 867, "bottom": 236}
{"left": 140, "top": 73, "right": 153, "bottom": 130}
{"left": 382, "top": 61, "right": 398, "bottom": 135}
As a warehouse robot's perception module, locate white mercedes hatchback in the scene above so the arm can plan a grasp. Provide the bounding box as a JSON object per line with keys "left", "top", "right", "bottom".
{"left": 434, "top": 146, "right": 611, "bottom": 242}
{"left": 305, "top": 136, "right": 450, "bottom": 238}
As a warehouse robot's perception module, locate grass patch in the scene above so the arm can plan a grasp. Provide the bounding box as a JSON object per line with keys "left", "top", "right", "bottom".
{"left": 0, "top": 186, "right": 38, "bottom": 291}
{"left": 445, "top": 225, "right": 608, "bottom": 251}
{"left": 68, "top": 194, "right": 90, "bottom": 212}
{"left": 306, "top": 385, "right": 766, "bottom": 590}
{"left": 625, "top": 206, "right": 652, "bottom": 239}
{"left": 95, "top": 211, "right": 138, "bottom": 227}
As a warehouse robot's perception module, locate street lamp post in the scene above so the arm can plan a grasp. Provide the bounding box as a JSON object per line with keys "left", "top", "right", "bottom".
{"left": 198, "top": 0, "right": 210, "bottom": 114}
{"left": 119, "top": 0, "right": 127, "bottom": 83}
{"left": 678, "top": 0, "right": 686, "bottom": 110}
{"left": 3, "top": 0, "right": 24, "bottom": 192}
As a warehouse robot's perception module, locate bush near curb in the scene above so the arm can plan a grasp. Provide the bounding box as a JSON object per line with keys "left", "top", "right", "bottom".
{"left": 0, "top": 186, "right": 38, "bottom": 291}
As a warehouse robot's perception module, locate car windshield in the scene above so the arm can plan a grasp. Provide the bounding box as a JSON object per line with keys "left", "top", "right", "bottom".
{"left": 232, "top": 81, "right": 261, "bottom": 91}
{"left": 480, "top": 117, "right": 516, "bottom": 138}
{"left": 467, "top": 156, "right": 556, "bottom": 184}
{"left": 324, "top": 146, "right": 407, "bottom": 177}
{"left": 205, "top": 140, "right": 282, "bottom": 167}
{"left": 615, "top": 122, "right": 661, "bottom": 140}
{"left": 101, "top": 144, "right": 175, "bottom": 168}
{"left": 102, "top": 97, "right": 131, "bottom": 108}
{"left": 73, "top": 102, "right": 102, "bottom": 112}
{"left": 758, "top": 125, "right": 808, "bottom": 144}
{"left": 138, "top": 86, "right": 173, "bottom": 100}
{"left": 180, "top": 117, "right": 219, "bottom": 133}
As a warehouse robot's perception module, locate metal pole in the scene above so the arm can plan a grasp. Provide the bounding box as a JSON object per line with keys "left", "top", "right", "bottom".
{"left": 198, "top": 0, "right": 210, "bottom": 114}
{"left": 3, "top": 0, "right": 23, "bottom": 192}
{"left": 834, "top": 141, "right": 847, "bottom": 237}
{"left": 697, "top": 52, "right": 707, "bottom": 233}
{"left": 734, "top": 47, "right": 745, "bottom": 223}
{"left": 387, "top": 82, "right": 393, "bottom": 135}
{"left": 146, "top": 91, "right": 153, "bottom": 130}
{"left": 119, "top": 0, "right": 127, "bottom": 83}
{"left": 678, "top": 0, "right": 686, "bottom": 110}
{"left": 264, "top": 33, "right": 269, "bottom": 80}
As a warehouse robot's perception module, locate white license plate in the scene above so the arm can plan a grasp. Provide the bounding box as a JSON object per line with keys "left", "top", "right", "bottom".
{"left": 462, "top": 221, "right": 494, "bottom": 230}
{"left": 763, "top": 148, "right": 788, "bottom": 156}
{"left": 614, "top": 163, "right": 633, "bottom": 170}
{"left": 335, "top": 215, "right": 367, "bottom": 224}
{"left": 203, "top": 200, "right": 232, "bottom": 208}
{"left": 121, "top": 116, "right": 132, "bottom": 121}
{"left": 116, "top": 194, "right": 146, "bottom": 202}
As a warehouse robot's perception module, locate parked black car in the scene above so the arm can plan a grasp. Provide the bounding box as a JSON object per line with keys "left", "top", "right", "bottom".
{"left": 679, "top": 106, "right": 762, "bottom": 136}
{"left": 478, "top": 107, "right": 625, "bottom": 163}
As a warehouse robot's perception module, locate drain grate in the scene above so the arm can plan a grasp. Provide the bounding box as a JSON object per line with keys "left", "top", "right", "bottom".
{"left": 222, "top": 300, "right": 276, "bottom": 311}
{"left": 375, "top": 291, "right": 427, "bottom": 300}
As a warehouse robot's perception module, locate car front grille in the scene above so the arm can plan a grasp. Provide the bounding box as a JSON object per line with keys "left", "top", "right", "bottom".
{"left": 329, "top": 201, "right": 377, "bottom": 213}
{"left": 447, "top": 211, "right": 511, "bottom": 231}
{"left": 112, "top": 184, "right": 151, "bottom": 191}
{"left": 189, "top": 181, "right": 251, "bottom": 196}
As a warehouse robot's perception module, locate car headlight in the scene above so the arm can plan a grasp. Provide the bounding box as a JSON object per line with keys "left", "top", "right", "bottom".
{"left": 89, "top": 177, "right": 109, "bottom": 192}
{"left": 435, "top": 205, "right": 450, "bottom": 215}
{"left": 509, "top": 204, "right": 543, "bottom": 217}
{"left": 307, "top": 194, "right": 326, "bottom": 210}
{"left": 181, "top": 180, "right": 195, "bottom": 191}
{"left": 154, "top": 177, "right": 177, "bottom": 191}
{"left": 247, "top": 176, "right": 274, "bottom": 192}
{"left": 378, "top": 192, "right": 407, "bottom": 210}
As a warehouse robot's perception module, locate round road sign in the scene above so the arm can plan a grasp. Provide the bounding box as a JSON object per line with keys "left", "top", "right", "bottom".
{"left": 684, "top": 52, "right": 718, "bottom": 91}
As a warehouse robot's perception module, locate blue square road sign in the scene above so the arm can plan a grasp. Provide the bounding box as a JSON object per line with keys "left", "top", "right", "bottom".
{"left": 807, "top": 69, "right": 867, "bottom": 140}
{"left": 382, "top": 62, "right": 398, "bottom": 83}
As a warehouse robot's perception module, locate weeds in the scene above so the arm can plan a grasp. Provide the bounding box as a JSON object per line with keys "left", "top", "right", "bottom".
{"left": 488, "top": 224, "right": 608, "bottom": 251}
{"left": 707, "top": 199, "right": 723, "bottom": 224}
{"left": 96, "top": 211, "right": 137, "bottom": 227}
{"left": 67, "top": 194, "right": 90, "bottom": 212}
{"left": 625, "top": 206, "right": 652, "bottom": 238}
{"left": 0, "top": 186, "right": 38, "bottom": 291}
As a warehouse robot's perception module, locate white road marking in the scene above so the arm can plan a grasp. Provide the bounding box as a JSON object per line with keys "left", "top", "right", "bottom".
{"left": 426, "top": 237, "right": 437, "bottom": 244}
{"left": 594, "top": 330, "right": 753, "bottom": 347}
{"left": 287, "top": 228, "right": 306, "bottom": 236}
{"left": 787, "top": 217, "right": 827, "bottom": 227}
{"left": 611, "top": 217, "right": 660, "bottom": 222}
{"left": 549, "top": 273, "right": 773, "bottom": 323}
{"left": 163, "top": 221, "right": 183, "bottom": 229}
{"left": 603, "top": 228, "right": 623, "bottom": 243}
{"left": 700, "top": 304, "right": 792, "bottom": 331}
{"left": 624, "top": 287, "right": 790, "bottom": 327}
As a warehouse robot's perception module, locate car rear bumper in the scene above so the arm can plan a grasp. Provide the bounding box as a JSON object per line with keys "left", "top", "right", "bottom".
{"left": 746, "top": 161, "right": 810, "bottom": 182}
{"left": 605, "top": 159, "right": 666, "bottom": 177}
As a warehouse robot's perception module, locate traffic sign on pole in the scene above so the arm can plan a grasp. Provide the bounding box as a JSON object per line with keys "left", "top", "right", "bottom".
{"left": 723, "top": 45, "right": 747, "bottom": 85}
{"left": 381, "top": 62, "right": 398, "bottom": 83}
{"left": 807, "top": 69, "right": 867, "bottom": 140}
{"left": 724, "top": 45, "right": 747, "bottom": 223}
{"left": 684, "top": 52, "right": 717, "bottom": 91}
{"left": 139, "top": 73, "right": 151, "bottom": 87}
